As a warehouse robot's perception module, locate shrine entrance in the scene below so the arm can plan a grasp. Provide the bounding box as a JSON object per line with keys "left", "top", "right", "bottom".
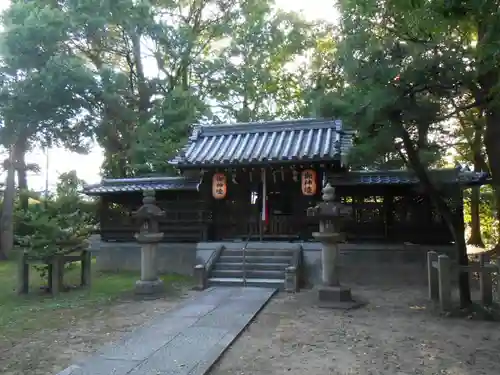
{"left": 210, "top": 168, "right": 321, "bottom": 241}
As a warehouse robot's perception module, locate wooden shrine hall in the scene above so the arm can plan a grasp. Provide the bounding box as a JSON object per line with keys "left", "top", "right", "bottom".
{"left": 84, "top": 118, "right": 490, "bottom": 245}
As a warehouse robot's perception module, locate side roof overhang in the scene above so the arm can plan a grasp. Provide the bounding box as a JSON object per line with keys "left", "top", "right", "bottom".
{"left": 82, "top": 176, "right": 200, "bottom": 196}
{"left": 169, "top": 118, "right": 354, "bottom": 169}
{"left": 328, "top": 169, "right": 491, "bottom": 187}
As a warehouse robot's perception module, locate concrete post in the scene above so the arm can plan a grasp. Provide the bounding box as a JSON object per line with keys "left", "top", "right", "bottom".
{"left": 479, "top": 253, "right": 493, "bottom": 306}
{"left": 427, "top": 251, "right": 439, "bottom": 301}
{"left": 194, "top": 264, "right": 207, "bottom": 290}
{"left": 285, "top": 266, "right": 298, "bottom": 292}
{"left": 437, "top": 254, "right": 451, "bottom": 311}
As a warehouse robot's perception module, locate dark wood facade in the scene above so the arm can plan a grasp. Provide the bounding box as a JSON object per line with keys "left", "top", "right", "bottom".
{"left": 84, "top": 119, "right": 490, "bottom": 245}
{"left": 90, "top": 167, "right": 480, "bottom": 245}
{"left": 98, "top": 190, "right": 211, "bottom": 242}
{"left": 202, "top": 167, "right": 323, "bottom": 241}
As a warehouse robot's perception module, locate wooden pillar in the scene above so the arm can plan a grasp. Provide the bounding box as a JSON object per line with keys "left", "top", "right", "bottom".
{"left": 51, "top": 256, "right": 64, "bottom": 296}
{"left": 383, "top": 193, "right": 393, "bottom": 240}
{"left": 81, "top": 250, "right": 92, "bottom": 287}
{"left": 260, "top": 169, "right": 266, "bottom": 241}
{"left": 99, "top": 195, "right": 110, "bottom": 241}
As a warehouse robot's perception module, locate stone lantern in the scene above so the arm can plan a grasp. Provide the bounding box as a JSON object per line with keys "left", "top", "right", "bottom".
{"left": 132, "top": 190, "right": 165, "bottom": 295}
{"left": 307, "top": 183, "right": 360, "bottom": 308}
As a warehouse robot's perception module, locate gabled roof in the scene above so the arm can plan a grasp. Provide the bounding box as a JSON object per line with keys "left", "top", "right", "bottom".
{"left": 328, "top": 169, "right": 490, "bottom": 187}
{"left": 82, "top": 176, "right": 199, "bottom": 195}
{"left": 170, "top": 118, "right": 354, "bottom": 168}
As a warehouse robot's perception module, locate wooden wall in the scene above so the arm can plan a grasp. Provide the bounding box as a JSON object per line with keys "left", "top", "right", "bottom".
{"left": 99, "top": 190, "right": 211, "bottom": 242}
{"left": 96, "top": 170, "right": 463, "bottom": 245}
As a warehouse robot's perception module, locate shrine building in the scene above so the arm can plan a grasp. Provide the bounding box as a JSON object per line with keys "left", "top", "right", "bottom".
{"left": 84, "top": 118, "right": 490, "bottom": 287}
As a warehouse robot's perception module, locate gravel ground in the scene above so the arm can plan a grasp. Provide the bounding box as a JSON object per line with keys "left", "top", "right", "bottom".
{"left": 3, "top": 265, "right": 500, "bottom": 375}
{"left": 1, "top": 290, "right": 195, "bottom": 375}
{"left": 210, "top": 271, "right": 500, "bottom": 375}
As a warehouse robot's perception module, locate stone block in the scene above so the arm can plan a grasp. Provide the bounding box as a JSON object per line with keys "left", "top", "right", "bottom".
{"left": 170, "top": 303, "right": 217, "bottom": 318}
{"left": 437, "top": 254, "right": 451, "bottom": 311}
{"left": 285, "top": 266, "right": 298, "bottom": 293}
{"left": 135, "top": 278, "right": 165, "bottom": 295}
{"left": 479, "top": 253, "right": 493, "bottom": 306}
{"left": 127, "top": 326, "right": 228, "bottom": 375}
{"left": 317, "top": 285, "right": 353, "bottom": 302}
{"left": 427, "top": 251, "right": 439, "bottom": 301}
{"left": 193, "top": 264, "right": 207, "bottom": 290}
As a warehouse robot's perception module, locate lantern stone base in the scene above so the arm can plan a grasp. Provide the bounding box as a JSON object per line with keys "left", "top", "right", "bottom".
{"left": 316, "top": 285, "right": 365, "bottom": 310}
{"left": 134, "top": 278, "right": 165, "bottom": 295}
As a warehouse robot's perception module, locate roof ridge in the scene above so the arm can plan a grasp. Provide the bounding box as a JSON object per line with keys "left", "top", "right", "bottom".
{"left": 197, "top": 118, "right": 342, "bottom": 137}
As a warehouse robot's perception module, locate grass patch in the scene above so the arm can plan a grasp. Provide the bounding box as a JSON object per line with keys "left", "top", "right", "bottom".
{"left": 0, "top": 259, "right": 193, "bottom": 339}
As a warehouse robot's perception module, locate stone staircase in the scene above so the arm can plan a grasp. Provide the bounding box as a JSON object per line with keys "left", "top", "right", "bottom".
{"left": 208, "top": 247, "right": 298, "bottom": 289}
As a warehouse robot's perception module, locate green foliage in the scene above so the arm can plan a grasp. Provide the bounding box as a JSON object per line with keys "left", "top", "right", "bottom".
{"left": 0, "top": 0, "right": 322, "bottom": 179}
{"left": 463, "top": 186, "right": 499, "bottom": 247}
{"left": 14, "top": 171, "right": 95, "bottom": 278}
{"left": 0, "top": 1, "right": 98, "bottom": 150}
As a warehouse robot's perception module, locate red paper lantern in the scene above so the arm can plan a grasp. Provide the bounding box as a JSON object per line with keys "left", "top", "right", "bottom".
{"left": 212, "top": 173, "right": 227, "bottom": 199}
{"left": 301, "top": 169, "right": 317, "bottom": 196}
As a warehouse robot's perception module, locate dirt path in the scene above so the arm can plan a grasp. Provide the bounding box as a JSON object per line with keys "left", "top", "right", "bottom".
{"left": 210, "top": 284, "right": 500, "bottom": 375}
{"left": 1, "top": 290, "right": 195, "bottom": 375}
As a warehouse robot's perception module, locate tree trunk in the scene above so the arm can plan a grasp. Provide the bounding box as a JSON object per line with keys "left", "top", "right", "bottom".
{"left": 468, "top": 186, "right": 484, "bottom": 247}
{"left": 130, "top": 28, "right": 150, "bottom": 122}
{"left": 484, "top": 109, "right": 500, "bottom": 253}
{"left": 13, "top": 139, "right": 29, "bottom": 211}
{"left": 467, "top": 119, "right": 486, "bottom": 247}
{"left": 476, "top": 16, "right": 500, "bottom": 252}
{"left": 0, "top": 151, "right": 16, "bottom": 260}
{"left": 492, "top": 188, "right": 500, "bottom": 253}
{"left": 468, "top": 155, "right": 485, "bottom": 247}
{"left": 397, "top": 119, "right": 471, "bottom": 307}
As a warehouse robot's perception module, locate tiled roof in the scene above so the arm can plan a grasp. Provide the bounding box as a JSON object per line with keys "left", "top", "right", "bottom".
{"left": 328, "top": 169, "right": 490, "bottom": 186}
{"left": 170, "top": 118, "right": 354, "bottom": 168}
{"left": 82, "top": 176, "right": 200, "bottom": 195}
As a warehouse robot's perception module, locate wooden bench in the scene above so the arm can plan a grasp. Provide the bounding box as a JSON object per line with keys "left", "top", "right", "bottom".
{"left": 18, "top": 248, "right": 92, "bottom": 296}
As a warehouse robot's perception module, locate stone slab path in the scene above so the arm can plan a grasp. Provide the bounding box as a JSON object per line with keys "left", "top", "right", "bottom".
{"left": 56, "top": 287, "right": 276, "bottom": 375}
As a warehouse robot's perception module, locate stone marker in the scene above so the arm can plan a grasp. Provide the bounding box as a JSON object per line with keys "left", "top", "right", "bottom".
{"left": 285, "top": 266, "right": 298, "bottom": 292}
{"left": 437, "top": 254, "right": 451, "bottom": 311}
{"left": 194, "top": 264, "right": 207, "bottom": 290}
{"left": 427, "top": 251, "right": 439, "bottom": 301}
{"left": 479, "top": 253, "right": 493, "bottom": 306}
{"left": 307, "top": 183, "right": 363, "bottom": 309}
{"left": 132, "top": 190, "right": 165, "bottom": 295}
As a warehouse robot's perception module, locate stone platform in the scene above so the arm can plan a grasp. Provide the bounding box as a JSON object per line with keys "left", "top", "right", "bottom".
{"left": 316, "top": 285, "right": 365, "bottom": 310}
{"left": 56, "top": 287, "right": 276, "bottom": 375}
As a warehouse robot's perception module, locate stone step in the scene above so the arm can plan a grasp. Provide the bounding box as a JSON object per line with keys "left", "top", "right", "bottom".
{"left": 222, "top": 249, "right": 295, "bottom": 257}
{"left": 211, "top": 269, "right": 285, "bottom": 279}
{"left": 218, "top": 255, "right": 292, "bottom": 264}
{"left": 208, "top": 277, "right": 284, "bottom": 289}
{"left": 214, "top": 262, "right": 289, "bottom": 271}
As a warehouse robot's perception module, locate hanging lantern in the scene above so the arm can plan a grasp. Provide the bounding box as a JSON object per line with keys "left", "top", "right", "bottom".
{"left": 301, "top": 169, "right": 317, "bottom": 196}
{"left": 212, "top": 172, "right": 227, "bottom": 199}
